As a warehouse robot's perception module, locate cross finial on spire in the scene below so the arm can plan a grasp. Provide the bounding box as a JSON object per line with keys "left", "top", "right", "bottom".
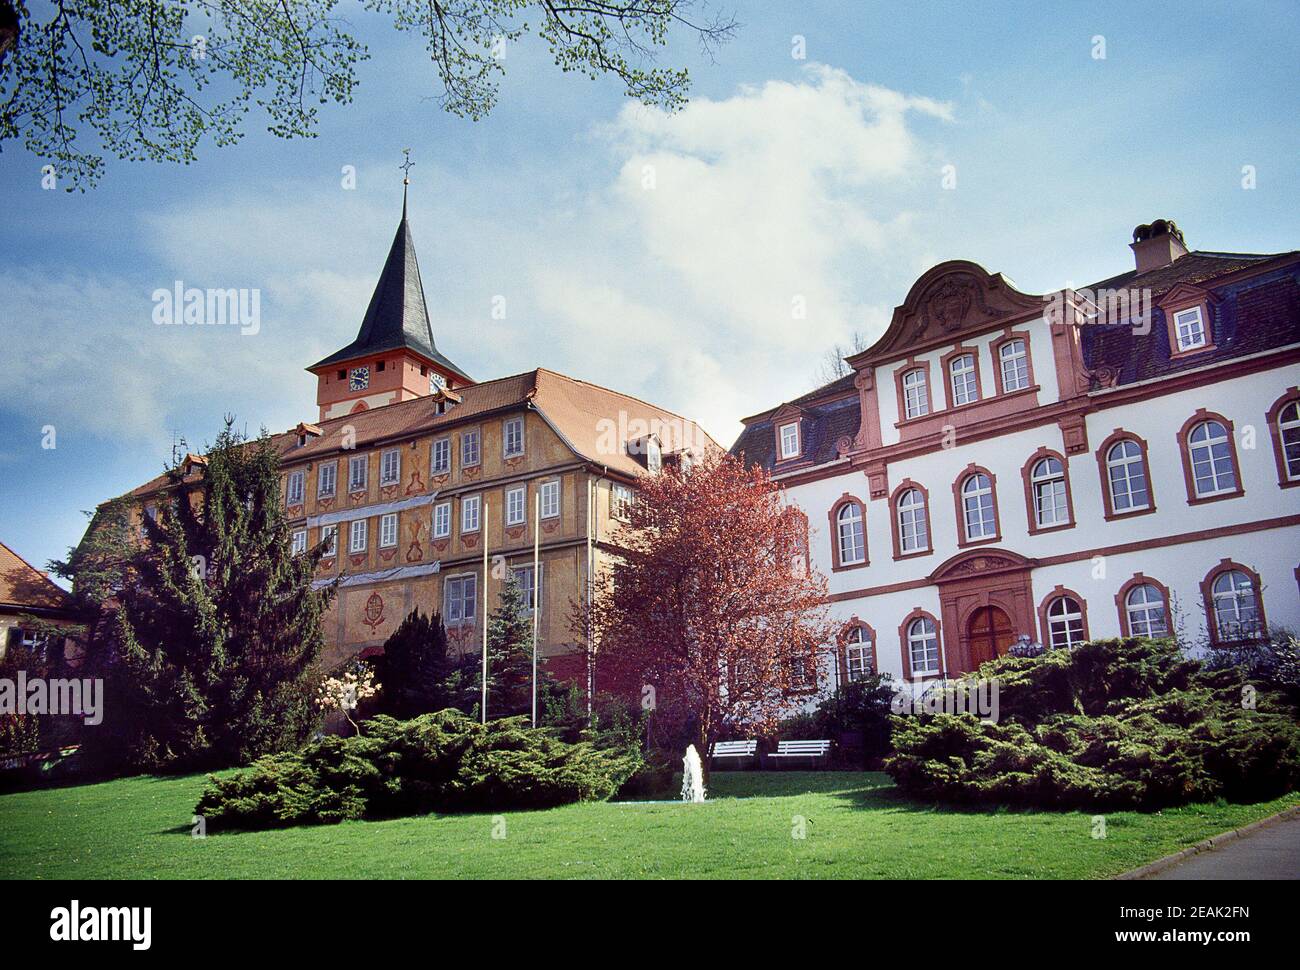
{"left": 400, "top": 148, "right": 414, "bottom": 215}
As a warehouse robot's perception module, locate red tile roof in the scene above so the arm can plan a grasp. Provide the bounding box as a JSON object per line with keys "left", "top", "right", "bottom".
{"left": 0, "top": 541, "right": 71, "bottom": 611}
{"left": 122, "top": 368, "right": 720, "bottom": 501}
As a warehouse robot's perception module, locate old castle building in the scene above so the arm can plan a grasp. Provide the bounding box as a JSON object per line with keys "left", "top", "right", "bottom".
{"left": 114, "top": 200, "right": 717, "bottom": 680}
{"left": 733, "top": 221, "right": 1300, "bottom": 693}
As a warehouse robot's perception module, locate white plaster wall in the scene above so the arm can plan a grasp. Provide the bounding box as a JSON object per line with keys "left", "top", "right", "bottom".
{"left": 788, "top": 358, "right": 1300, "bottom": 703}
{"left": 872, "top": 316, "right": 1058, "bottom": 448}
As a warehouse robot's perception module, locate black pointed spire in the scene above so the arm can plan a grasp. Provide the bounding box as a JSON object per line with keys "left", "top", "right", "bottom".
{"left": 309, "top": 172, "right": 472, "bottom": 383}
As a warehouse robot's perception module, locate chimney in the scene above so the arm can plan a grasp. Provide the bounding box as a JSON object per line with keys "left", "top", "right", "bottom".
{"left": 1130, "top": 219, "right": 1189, "bottom": 274}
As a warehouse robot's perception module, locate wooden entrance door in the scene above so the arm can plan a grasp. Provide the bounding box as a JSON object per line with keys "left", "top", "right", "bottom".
{"left": 968, "top": 606, "right": 1015, "bottom": 668}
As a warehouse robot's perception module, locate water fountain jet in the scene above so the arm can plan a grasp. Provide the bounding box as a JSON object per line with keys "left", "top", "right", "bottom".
{"left": 681, "top": 744, "right": 706, "bottom": 803}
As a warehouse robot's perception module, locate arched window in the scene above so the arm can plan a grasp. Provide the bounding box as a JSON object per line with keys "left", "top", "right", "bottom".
{"left": 902, "top": 368, "right": 929, "bottom": 419}
{"left": 1178, "top": 412, "right": 1242, "bottom": 503}
{"left": 896, "top": 487, "right": 929, "bottom": 554}
{"left": 1040, "top": 590, "right": 1092, "bottom": 650}
{"left": 781, "top": 507, "right": 810, "bottom": 576}
{"left": 1105, "top": 438, "right": 1150, "bottom": 513}
{"left": 1028, "top": 455, "right": 1070, "bottom": 529}
{"left": 1188, "top": 420, "right": 1236, "bottom": 496}
{"left": 844, "top": 625, "right": 875, "bottom": 682}
{"left": 998, "top": 338, "right": 1029, "bottom": 392}
{"left": 1267, "top": 391, "right": 1300, "bottom": 486}
{"left": 1278, "top": 400, "right": 1300, "bottom": 480}
{"left": 906, "top": 616, "right": 941, "bottom": 677}
{"left": 960, "top": 473, "right": 997, "bottom": 541}
{"left": 948, "top": 353, "right": 980, "bottom": 406}
{"left": 830, "top": 497, "right": 866, "bottom": 568}
{"left": 1124, "top": 584, "right": 1168, "bottom": 638}
{"left": 1044, "top": 595, "right": 1085, "bottom": 649}
{"left": 1210, "top": 569, "right": 1262, "bottom": 642}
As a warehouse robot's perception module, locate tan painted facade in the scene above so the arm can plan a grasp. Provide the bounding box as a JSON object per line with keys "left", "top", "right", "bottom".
{"left": 281, "top": 407, "right": 635, "bottom": 674}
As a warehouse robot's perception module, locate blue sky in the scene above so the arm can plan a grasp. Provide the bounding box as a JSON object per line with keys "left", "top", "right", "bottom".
{"left": 1, "top": 0, "right": 1297, "bottom": 584}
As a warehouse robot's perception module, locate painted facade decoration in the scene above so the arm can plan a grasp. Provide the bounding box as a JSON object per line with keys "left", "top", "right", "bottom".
{"left": 102, "top": 203, "right": 719, "bottom": 683}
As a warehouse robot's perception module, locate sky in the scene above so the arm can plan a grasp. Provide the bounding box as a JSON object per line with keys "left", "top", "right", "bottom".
{"left": 1, "top": 0, "right": 1297, "bottom": 584}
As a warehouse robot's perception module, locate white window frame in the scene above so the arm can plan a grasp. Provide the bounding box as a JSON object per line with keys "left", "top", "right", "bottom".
{"left": 836, "top": 502, "right": 865, "bottom": 565}
{"left": 897, "top": 487, "right": 929, "bottom": 553}
{"left": 1212, "top": 570, "right": 1261, "bottom": 641}
{"left": 779, "top": 422, "right": 800, "bottom": 460}
{"left": 1106, "top": 440, "right": 1150, "bottom": 512}
{"left": 461, "top": 495, "right": 481, "bottom": 534}
{"left": 1188, "top": 420, "right": 1236, "bottom": 496}
{"left": 961, "top": 474, "right": 996, "bottom": 540}
{"left": 431, "top": 436, "right": 451, "bottom": 474}
{"left": 291, "top": 529, "right": 307, "bottom": 555}
{"left": 445, "top": 573, "right": 477, "bottom": 625}
{"left": 539, "top": 480, "right": 561, "bottom": 519}
{"left": 348, "top": 454, "right": 368, "bottom": 493}
{"left": 349, "top": 518, "right": 368, "bottom": 553}
{"left": 461, "top": 430, "right": 481, "bottom": 469}
{"left": 902, "top": 368, "right": 929, "bottom": 419}
{"left": 646, "top": 436, "right": 662, "bottom": 474}
{"left": 503, "top": 417, "right": 525, "bottom": 458}
{"left": 379, "top": 512, "right": 398, "bottom": 548}
{"left": 1281, "top": 401, "right": 1300, "bottom": 481}
{"left": 612, "top": 484, "right": 633, "bottom": 521}
{"left": 999, "top": 338, "right": 1029, "bottom": 392}
{"left": 949, "top": 353, "right": 979, "bottom": 406}
{"left": 433, "top": 501, "right": 451, "bottom": 539}
{"left": 1030, "top": 457, "right": 1069, "bottom": 527}
{"left": 321, "top": 524, "right": 338, "bottom": 556}
{"left": 1047, "top": 596, "right": 1084, "bottom": 649}
{"left": 1174, "top": 307, "right": 1207, "bottom": 352}
{"left": 380, "top": 448, "right": 401, "bottom": 486}
{"left": 845, "top": 626, "right": 873, "bottom": 682}
{"left": 318, "top": 461, "right": 337, "bottom": 498}
{"left": 510, "top": 563, "right": 542, "bottom": 614}
{"left": 907, "top": 617, "right": 940, "bottom": 676}
{"left": 505, "top": 485, "right": 527, "bottom": 526}
{"left": 285, "top": 470, "right": 305, "bottom": 506}
{"left": 1125, "top": 584, "right": 1167, "bottom": 638}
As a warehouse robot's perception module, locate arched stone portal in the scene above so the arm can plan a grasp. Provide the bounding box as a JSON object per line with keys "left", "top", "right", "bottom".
{"left": 930, "top": 549, "right": 1037, "bottom": 674}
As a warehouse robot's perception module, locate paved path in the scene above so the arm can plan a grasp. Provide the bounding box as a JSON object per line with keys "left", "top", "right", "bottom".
{"left": 1145, "top": 815, "right": 1300, "bottom": 879}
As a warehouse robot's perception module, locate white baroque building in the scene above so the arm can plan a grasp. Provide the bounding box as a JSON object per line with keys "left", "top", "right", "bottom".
{"left": 732, "top": 221, "right": 1300, "bottom": 696}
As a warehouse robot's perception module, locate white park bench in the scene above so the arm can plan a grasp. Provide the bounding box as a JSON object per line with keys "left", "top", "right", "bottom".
{"left": 709, "top": 740, "right": 759, "bottom": 769}
{"left": 766, "top": 739, "right": 832, "bottom": 769}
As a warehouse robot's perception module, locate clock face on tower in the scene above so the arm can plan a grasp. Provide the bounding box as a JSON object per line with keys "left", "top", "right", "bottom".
{"left": 349, "top": 367, "right": 370, "bottom": 391}
{"left": 429, "top": 371, "right": 446, "bottom": 394}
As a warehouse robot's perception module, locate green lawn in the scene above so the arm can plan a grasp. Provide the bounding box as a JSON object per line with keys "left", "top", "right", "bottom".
{"left": 1, "top": 771, "right": 1295, "bottom": 879}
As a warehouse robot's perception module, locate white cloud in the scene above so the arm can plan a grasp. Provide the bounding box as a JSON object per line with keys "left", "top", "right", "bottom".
{"left": 0, "top": 66, "right": 951, "bottom": 451}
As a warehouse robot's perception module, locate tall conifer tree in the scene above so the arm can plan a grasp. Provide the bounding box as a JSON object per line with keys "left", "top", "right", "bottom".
{"left": 72, "top": 420, "right": 334, "bottom": 772}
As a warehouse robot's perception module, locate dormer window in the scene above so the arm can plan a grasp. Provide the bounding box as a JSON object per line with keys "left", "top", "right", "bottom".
{"left": 1173, "top": 307, "right": 1206, "bottom": 352}
{"left": 1159, "top": 285, "right": 1217, "bottom": 359}
{"left": 646, "top": 436, "right": 662, "bottom": 473}
{"left": 778, "top": 422, "right": 800, "bottom": 460}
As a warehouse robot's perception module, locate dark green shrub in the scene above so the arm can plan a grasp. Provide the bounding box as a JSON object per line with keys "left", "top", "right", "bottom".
{"left": 196, "top": 710, "right": 640, "bottom": 830}
{"left": 373, "top": 609, "right": 451, "bottom": 719}
{"left": 812, "top": 674, "right": 896, "bottom": 765}
{"left": 886, "top": 638, "right": 1300, "bottom": 810}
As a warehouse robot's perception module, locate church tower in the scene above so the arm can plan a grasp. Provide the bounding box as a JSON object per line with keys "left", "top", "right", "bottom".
{"left": 308, "top": 166, "right": 473, "bottom": 421}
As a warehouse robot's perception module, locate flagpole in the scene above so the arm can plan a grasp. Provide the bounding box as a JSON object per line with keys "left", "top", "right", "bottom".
{"left": 481, "top": 498, "right": 489, "bottom": 724}
{"left": 586, "top": 477, "right": 594, "bottom": 721}
{"left": 531, "top": 490, "right": 540, "bottom": 728}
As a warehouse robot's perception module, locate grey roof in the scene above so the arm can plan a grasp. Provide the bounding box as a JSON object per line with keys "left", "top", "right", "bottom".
{"left": 732, "top": 248, "right": 1300, "bottom": 471}
{"left": 1081, "top": 253, "right": 1300, "bottom": 387}
{"left": 310, "top": 204, "right": 473, "bottom": 381}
